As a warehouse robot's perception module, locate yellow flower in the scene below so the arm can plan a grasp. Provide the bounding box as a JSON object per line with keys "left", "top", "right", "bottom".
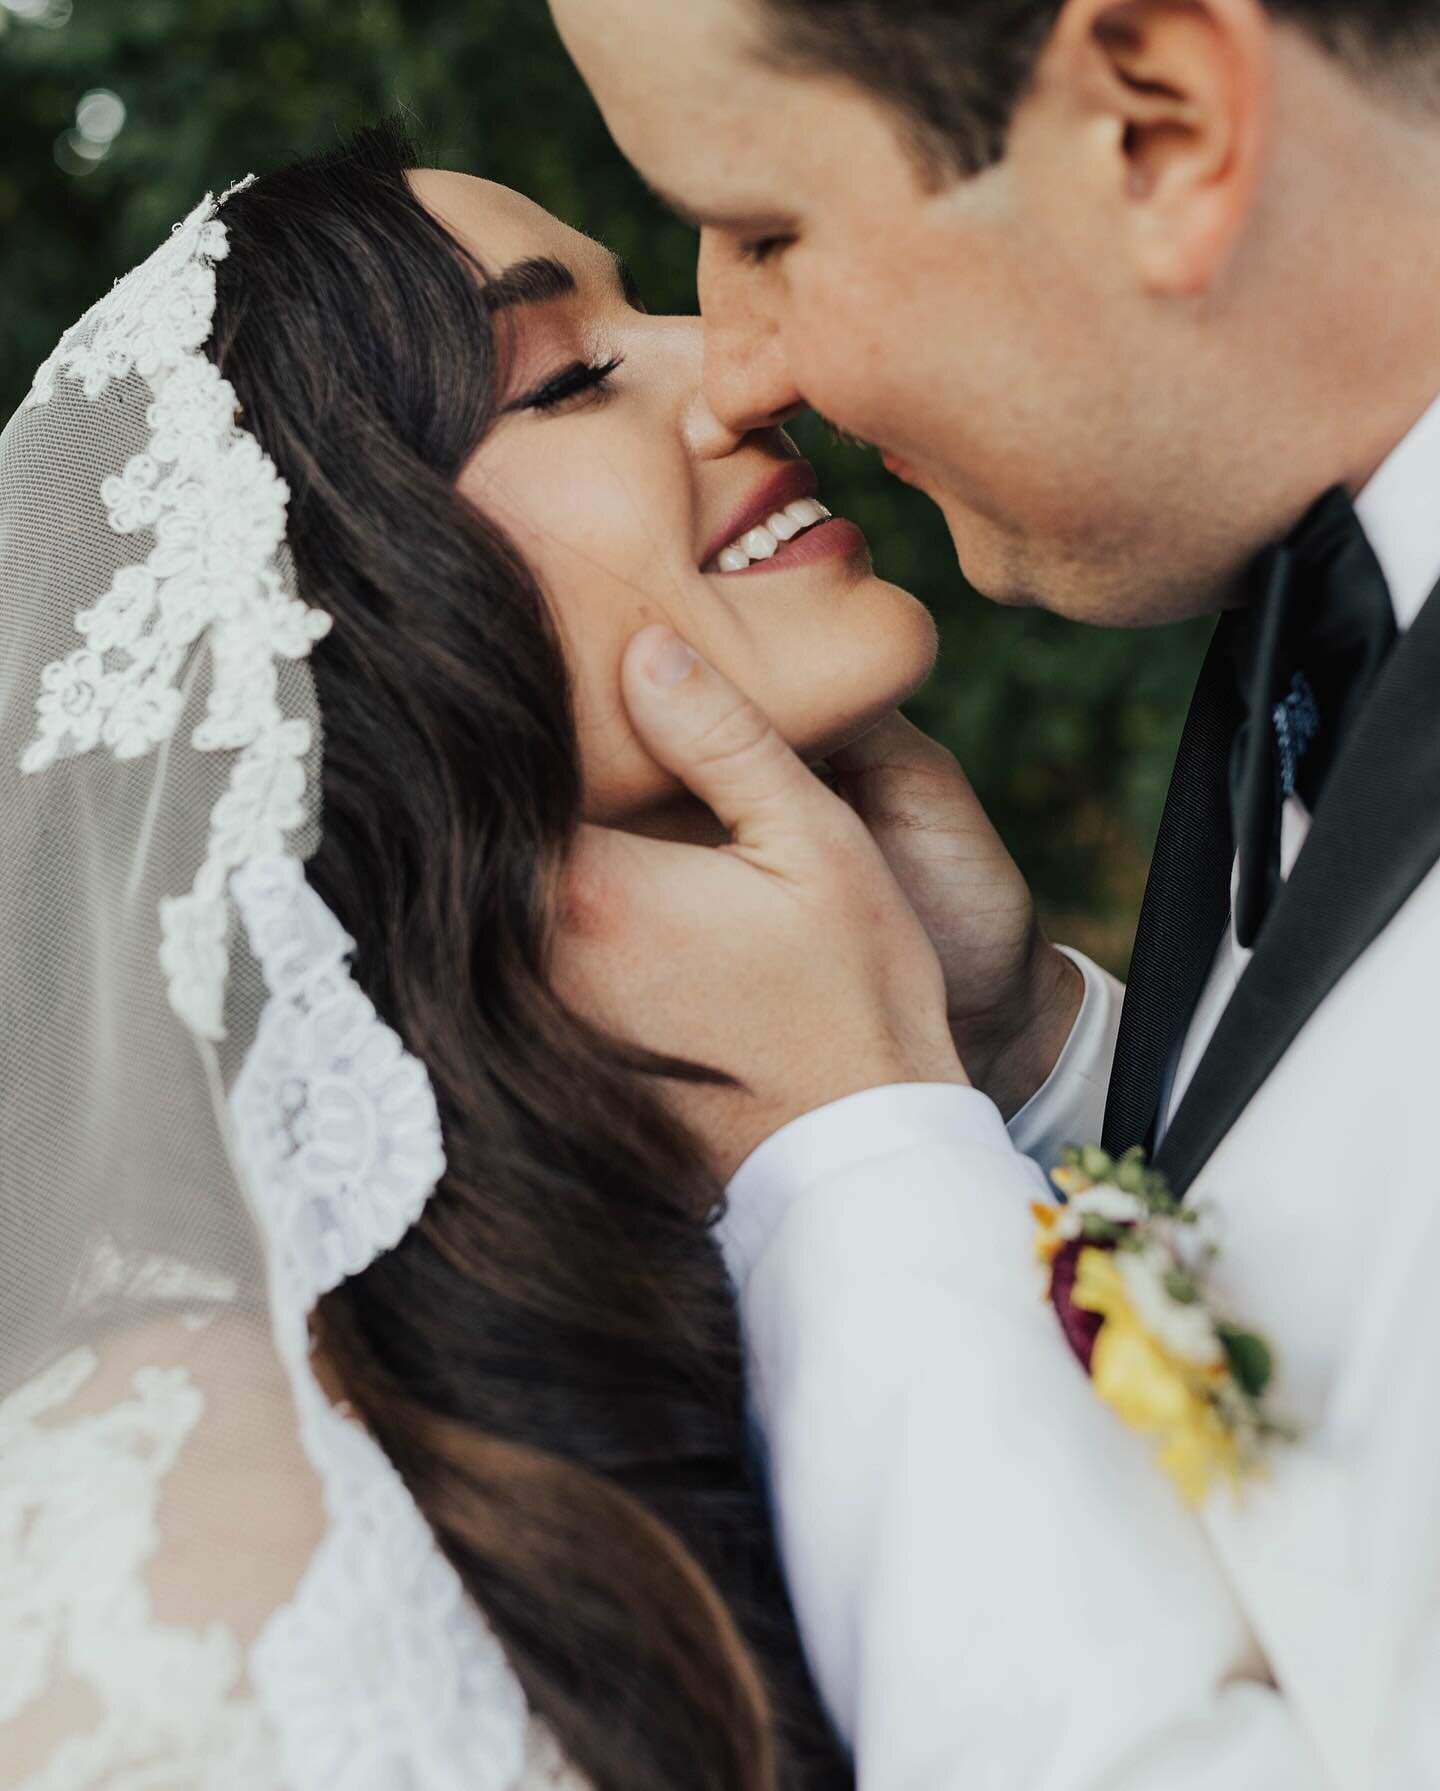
{"left": 1072, "top": 1248, "right": 1238, "bottom": 1506}
{"left": 1050, "top": 1166, "right": 1095, "bottom": 1202}
{"left": 1031, "top": 1202, "right": 1064, "bottom": 1266}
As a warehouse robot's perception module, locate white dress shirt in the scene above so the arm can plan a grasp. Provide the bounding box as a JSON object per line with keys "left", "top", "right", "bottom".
{"left": 1161, "top": 399, "right": 1440, "bottom": 1130}
{"left": 716, "top": 393, "right": 1440, "bottom": 1789}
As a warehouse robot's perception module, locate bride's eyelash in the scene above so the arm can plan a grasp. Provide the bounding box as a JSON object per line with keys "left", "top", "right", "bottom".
{"left": 517, "top": 355, "right": 624, "bottom": 415}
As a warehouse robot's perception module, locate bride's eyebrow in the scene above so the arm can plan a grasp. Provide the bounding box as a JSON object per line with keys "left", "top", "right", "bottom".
{"left": 483, "top": 252, "right": 644, "bottom": 313}
{"left": 613, "top": 255, "right": 645, "bottom": 311}
{"left": 483, "top": 256, "right": 577, "bottom": 312}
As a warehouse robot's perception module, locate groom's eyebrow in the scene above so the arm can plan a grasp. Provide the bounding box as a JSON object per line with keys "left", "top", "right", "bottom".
{"left": 647, "top": 184, "right": 716, "bottom": 231}
{"left": 484, "top": 251, "right": 645, "bottom": 313}
{"left": 644, "top": 181, "right": 779, "bottom": 236}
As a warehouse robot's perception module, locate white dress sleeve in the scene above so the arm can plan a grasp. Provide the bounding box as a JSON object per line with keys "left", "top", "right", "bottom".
{"left": 718, "top": 1089, "right": 1327, "bottom": 1790}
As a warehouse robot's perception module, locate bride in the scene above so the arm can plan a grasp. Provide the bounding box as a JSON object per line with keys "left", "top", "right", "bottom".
{"left": 0, "top": 121, "right": 936, "bottom": 1790}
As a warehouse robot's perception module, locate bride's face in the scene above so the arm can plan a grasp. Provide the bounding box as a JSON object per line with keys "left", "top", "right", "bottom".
{"left": 411, "top": 171, "right": 937, "bottom": 828}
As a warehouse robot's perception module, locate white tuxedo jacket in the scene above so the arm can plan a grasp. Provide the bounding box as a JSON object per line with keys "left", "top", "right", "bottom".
{"left": 715, "top": 398, "right": 1440, "bottom": 1789}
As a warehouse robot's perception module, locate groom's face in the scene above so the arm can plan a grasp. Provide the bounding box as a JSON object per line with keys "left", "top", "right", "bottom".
{"left": 552, "top": 0, "right": 1271, "bottom": 627}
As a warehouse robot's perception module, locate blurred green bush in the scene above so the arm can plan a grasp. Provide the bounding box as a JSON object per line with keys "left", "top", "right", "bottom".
{"left": 1, "top": 0, "right": 1206, "bottom": 971}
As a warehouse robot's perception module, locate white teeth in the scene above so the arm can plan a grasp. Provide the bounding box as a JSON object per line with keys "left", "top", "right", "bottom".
{"left": 710, "top": 493, "right": 835, "bottom": 571}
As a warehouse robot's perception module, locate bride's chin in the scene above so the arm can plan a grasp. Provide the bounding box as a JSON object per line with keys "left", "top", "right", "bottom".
{"left": 798, "top": 602, "right": 939, "bottom": 760}
{"left": 791, "top": 669, "right": 937, "bottom": 764}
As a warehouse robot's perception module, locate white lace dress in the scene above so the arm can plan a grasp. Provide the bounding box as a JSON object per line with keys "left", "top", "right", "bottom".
{"left": 1, "top": 1295, "right": 591, "bottom": 1791}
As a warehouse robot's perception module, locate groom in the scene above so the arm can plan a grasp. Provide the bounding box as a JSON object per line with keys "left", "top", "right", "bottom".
{"left": 550, "top": 0, "right": 1440, "bottom": 1783}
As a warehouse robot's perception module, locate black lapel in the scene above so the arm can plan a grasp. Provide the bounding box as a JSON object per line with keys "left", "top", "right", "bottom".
{"left": 1102, "top": 622, "right": 1244, "bottom": 1156}
{"left": 1155, "top": 577, "right": 1440, "bottom": 1196}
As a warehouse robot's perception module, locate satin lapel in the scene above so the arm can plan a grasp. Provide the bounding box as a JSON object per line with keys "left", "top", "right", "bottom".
{"left": 1101, "top": 622, "right": 1243, "bottom": 1156}
{"left": 1156, "top": 580, "right": 1440, "bottom": 1197}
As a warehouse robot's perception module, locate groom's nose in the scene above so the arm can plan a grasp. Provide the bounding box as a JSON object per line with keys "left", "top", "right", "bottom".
{"left": 699, "top": 235, "right": 806, "bottom": 435}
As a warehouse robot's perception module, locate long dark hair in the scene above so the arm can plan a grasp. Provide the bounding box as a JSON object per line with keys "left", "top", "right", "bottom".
{"left": 209, "top": 122, "right": 848, "bottom": 1791}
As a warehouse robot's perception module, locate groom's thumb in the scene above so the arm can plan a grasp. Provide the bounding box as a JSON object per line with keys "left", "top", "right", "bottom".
{"left": 621, "top": 625, "right": 841, "bottom": 857}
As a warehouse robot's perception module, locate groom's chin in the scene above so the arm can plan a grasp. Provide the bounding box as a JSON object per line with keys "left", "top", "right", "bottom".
{"left": 934, "top": 493, "right": 1163, "bottom": 623}
{"left": 942, "top": 507, "right": 1233, "bottom": 629}
{"left": 936, "top": 507, "right": 1048, "bottom": 614}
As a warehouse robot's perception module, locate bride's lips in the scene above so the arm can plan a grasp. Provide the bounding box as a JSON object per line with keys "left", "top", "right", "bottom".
{"left": 700, "top": 459, "right": 820, "bottom": 569}
{"left": 700, "top": 457, "right": 870, "bottom": 578}
{"left": 712, "top": 515, "right": 870, "bottom": 577}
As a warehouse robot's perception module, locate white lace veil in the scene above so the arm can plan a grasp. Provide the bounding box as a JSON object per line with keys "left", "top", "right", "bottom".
{"left": 0, "top": 185, "right": 559, "bottom": 1788}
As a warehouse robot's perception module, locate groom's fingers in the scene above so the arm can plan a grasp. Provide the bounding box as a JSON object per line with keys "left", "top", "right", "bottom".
{"left": 829, "top": 709, "right": 932, "bottom": 772}
{"left": 830, "top": 710, "right": 965, "bottom": 788}
{"left": 621, "top": 625, "right": 851, "bottom": 864}
{"left": 830, "top": 711, "right": 988, "bottom": 836}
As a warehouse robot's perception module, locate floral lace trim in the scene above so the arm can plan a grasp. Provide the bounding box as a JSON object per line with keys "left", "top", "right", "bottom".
{"left": 15, "top": 191, "right": 543, "bottom": 1787}
{"left": 76, "top": 1240, "right": 238, "bottom": 1311}
{"left": 21, "top": 186, "right": 331, "bottom": 1042}
{"left": 26, "top": 179, "right": 253, "bottom": 413}
{"left": 250, "top": 1396, "right": 530, "bottom": 1791}
{"left": 233, "top": 857, "right": 530, "bottom": 1791}
{"left": 229, "top": 857, "right": 448, "bottom": 1313}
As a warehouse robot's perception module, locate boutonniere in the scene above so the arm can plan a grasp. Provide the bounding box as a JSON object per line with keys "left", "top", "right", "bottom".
{"left": 1034, "top": 1147, "right": 1297, "bottom": 1506}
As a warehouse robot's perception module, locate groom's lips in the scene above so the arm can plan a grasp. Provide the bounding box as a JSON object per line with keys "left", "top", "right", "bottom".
{"left": 699, "top": 459, "right": 819, "bottom": 570}
{"left": 881, "top": 449, "right": 920, "bottom": 487}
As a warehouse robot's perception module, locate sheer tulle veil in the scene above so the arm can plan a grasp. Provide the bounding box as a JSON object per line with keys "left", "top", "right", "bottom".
{"left": 0, "top": 184, "right": 574, "bottom": 1788}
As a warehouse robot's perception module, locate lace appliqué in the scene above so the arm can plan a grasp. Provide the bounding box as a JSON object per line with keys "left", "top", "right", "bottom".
{"left": 250, "top": 1409, "right": 528, "bottom": 1791}
{"left": 230, "top": 858, "right": 447, "bottom": 1306}
{"left": 0, "top": 1350, "right": 277, "bottom": 1790}
{"left": 20, "top": 186, "right": 331, "bottom": 1043}
{"left": 232, "top": 856, "right": 530, "bottom": 1791}
{"left": 26, "top": 184, "right": 251, "bottom": 413}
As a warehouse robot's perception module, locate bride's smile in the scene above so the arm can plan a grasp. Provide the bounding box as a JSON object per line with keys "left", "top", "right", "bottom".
{"left": 412, "top": 169, "right": 938, "bottom": 827}
{"left": 698, "top": 460, "right": 854, "bottom": 576}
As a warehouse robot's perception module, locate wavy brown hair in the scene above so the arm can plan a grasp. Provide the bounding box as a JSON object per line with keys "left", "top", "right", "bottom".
{"left": 209, "top": 123, "right": 848, "bottom": 1791}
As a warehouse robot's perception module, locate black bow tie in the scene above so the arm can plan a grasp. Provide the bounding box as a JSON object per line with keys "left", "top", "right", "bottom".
{"left": 1228, "top": 487, "right": 1398, "bottom": 950}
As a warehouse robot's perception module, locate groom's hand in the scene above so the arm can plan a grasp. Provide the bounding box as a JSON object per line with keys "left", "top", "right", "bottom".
{"left": 552, "top": 627, "right": 968, "bottom": 1182}
{"left": 829, "top": 714, "right": 1084, "bottom": 1120}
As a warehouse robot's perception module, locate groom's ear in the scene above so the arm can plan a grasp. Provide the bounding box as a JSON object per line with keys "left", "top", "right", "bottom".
{"left": 1051, "top": 0, "right": 1271, "bottom": 296}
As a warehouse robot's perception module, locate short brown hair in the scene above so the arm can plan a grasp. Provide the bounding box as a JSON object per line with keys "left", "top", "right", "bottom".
{"left": 757, "top": 0, "right": 1440, "bottom": 176}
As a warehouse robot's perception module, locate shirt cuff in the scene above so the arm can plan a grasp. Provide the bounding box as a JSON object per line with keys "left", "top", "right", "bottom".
{"left": 1007, "top": 946, "right": 1125, "bottom": 1173}
{"left": 717, "top": 1083, "right": 1018, "bottom": 1291}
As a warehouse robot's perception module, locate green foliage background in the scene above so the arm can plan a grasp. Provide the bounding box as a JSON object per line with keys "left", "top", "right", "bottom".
{"left": 1, "top": 0, "right": 1207, "bottom": 970}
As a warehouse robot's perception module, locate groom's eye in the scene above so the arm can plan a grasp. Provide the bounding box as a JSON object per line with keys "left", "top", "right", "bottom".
{"left": 738, "top": 234, "right": 795, "bottom": 269}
